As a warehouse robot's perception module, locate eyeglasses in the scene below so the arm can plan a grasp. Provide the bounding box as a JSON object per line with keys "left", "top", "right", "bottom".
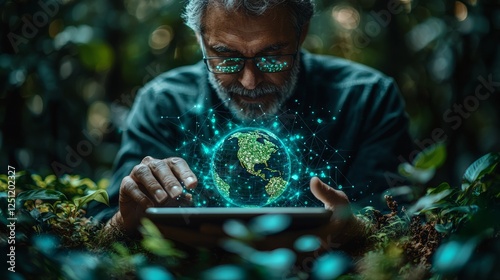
{"left": 199, "top": 36, "right": 298, "bottom": 74}
{"left": 203, "top": 53, "right": 297, "bottom": 74}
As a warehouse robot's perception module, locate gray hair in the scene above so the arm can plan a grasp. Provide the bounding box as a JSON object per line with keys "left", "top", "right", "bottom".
{"left": 182, "top": 0, "right": 315, "bottom": 35}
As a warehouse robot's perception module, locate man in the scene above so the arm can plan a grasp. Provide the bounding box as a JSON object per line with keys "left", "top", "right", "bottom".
{"left": 94, "top": 0, "right": 412, "bottom": 247}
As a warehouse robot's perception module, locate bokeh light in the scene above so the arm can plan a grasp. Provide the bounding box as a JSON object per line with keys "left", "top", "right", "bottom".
{"left": 27, "top": 95, "right": 44, "bottom": 115}
{"left": 294, "top": 235, "right": 321, "bottom": 252}
{"left": 331, "top": 5, "right": 360, "bottom": 30}
{"left": 455, "top": 1, "right": 468, "bottom": 22}
{"left": 87, "top": 101, "right": 110, "bottom": 129}
{"left": 149, "top": 25, "right": 173, "bottom": 50}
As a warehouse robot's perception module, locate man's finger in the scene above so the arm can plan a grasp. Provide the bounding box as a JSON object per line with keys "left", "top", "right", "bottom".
{"left": 310, "top": 177, "right": 353, "bottom": 221}
{"left": 165, "top": 157, "right": 198, "bottom": 189}
{"left": 120, "top": 176, "right": 154, "bottom": 209}
{"left": 130, "top": 161, "right": 169, "bottom": 204}
{"left": 146, "top": 158, "right": 184, "bottom": 199}
{"left": 309, "top": 177, "right": 349, "bottom": 209}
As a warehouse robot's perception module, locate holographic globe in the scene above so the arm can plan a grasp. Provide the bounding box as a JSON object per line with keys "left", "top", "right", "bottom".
{"left": 211, "top": 128, "right": 291, "bottom": 207}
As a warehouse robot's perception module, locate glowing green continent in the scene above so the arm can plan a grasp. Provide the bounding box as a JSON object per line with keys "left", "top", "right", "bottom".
{"left": 211, "top": 128, "right": 291, "bottom": 207}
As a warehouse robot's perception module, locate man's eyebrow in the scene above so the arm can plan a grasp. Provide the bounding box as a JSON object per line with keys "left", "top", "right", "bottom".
{"left": 211, "top": 45, "right": 238, "bottom": 53}
{"left": 210, "top": 42, "right": 290, "bottom": 55}
{"left": 258, "top": 42, "right": 289, "bottom": 53}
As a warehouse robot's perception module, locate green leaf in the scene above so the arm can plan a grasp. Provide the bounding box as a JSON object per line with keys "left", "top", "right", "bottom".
{"left": 441, "top": 205, "right": 479, "bottom": 216}
{"left": 462, "top": 153, "right": 500, "bottom": 188}
{"left": 427, "top": 182, "right": 452, "bottom": 195}
{"left": 73, "top": 189, "right": 109, "bottom": 209}
{"left": 78, "top": 178, "right": 98, "bottom": 190}
{"left": 413, "top": 143, "right": 446, "bottom": 169}
{"left": 112, "top": 242, "right": 131, "bottom": 257}
{"left": 16, "top": 189, "right": 67, "bottom": 204}
{"left": 407, "top": 189, "right": 452, "bottom": 215}
{"left": 398, "top": 162, "right": 436, "bottom": 184}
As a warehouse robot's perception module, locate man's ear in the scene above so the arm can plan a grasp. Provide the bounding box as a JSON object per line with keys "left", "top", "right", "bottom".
{"left": 299, "top": 21, "right": 310, "bottom": 46}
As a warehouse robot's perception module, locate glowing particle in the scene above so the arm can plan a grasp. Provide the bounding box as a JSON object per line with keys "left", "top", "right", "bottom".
{"left": 294, "top": 235, "right": 321, "bottom": 252}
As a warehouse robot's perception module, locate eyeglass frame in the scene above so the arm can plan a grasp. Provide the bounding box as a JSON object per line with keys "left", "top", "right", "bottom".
{"left": 199, "top": 36, "right": 300, "bottom": 74}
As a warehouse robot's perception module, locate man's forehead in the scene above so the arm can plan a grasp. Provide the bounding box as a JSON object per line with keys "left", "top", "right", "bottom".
{"left": 201, "top": 2, "right": 296, "bottom": 45}
{"left": 204, "top": 0, "right": 288, "bottom": 17}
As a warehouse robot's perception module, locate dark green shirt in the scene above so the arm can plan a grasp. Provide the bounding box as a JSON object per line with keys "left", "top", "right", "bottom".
{"left": 91, "top": 51, "right": 412, "bottom": 220}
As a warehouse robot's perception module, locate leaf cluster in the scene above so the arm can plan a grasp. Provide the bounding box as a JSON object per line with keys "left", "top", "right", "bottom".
{"left": 0, "top": 172, "right": 109, "bottom": 248}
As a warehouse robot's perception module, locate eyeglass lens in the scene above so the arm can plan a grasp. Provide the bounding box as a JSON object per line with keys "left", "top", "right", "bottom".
{"left": 208, "top": 55, "right": 293, "bottom": 74}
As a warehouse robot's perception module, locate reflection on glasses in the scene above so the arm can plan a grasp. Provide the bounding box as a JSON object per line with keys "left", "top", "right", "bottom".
{"left": 203, "top": 54, "right": 297, "bottom": 74}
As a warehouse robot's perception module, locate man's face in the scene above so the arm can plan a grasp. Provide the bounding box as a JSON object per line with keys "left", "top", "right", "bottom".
{"left": 201, "top": 4, "right": 302, "bottom": 121}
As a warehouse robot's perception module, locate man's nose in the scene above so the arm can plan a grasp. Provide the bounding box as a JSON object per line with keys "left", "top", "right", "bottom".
{"left": 238, "top": 61, "right": 262, "bottom": 90}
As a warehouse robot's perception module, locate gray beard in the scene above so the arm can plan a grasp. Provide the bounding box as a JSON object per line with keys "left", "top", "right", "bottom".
{"left": 208, "top": 57, "right": 300, "bottom": 122}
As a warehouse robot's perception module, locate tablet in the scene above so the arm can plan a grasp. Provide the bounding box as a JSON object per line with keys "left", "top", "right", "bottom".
{"left": 145, "top": 207, "right": 331, "bottom": 230}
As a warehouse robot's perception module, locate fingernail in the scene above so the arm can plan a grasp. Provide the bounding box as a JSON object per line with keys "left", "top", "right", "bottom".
{"left": 154, "top": 189, "right": 168, "bottom": 202}
{"left": 184, "top": 176, "right": 195, "bottom": 187}
{"left": 170, "top": 185, "right": 183, "bottom": 197}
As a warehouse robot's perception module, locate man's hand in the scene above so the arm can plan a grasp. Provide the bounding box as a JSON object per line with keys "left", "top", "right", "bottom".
{"left": 252, "top": 177, "right": 366, "bottom": 251}
{"left": 310, "top": 176, "right": 353, "bottom": 227}
{"left": 108, "top": 156, "right": 198, "bottom": 232}
{"left": 309, "top": 177, "right": 367, "bottom": 248}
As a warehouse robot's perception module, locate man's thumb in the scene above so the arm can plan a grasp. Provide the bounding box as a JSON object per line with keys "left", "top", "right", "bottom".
{"left": 310, "top": 177, "right": 349, "bottom": 209}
